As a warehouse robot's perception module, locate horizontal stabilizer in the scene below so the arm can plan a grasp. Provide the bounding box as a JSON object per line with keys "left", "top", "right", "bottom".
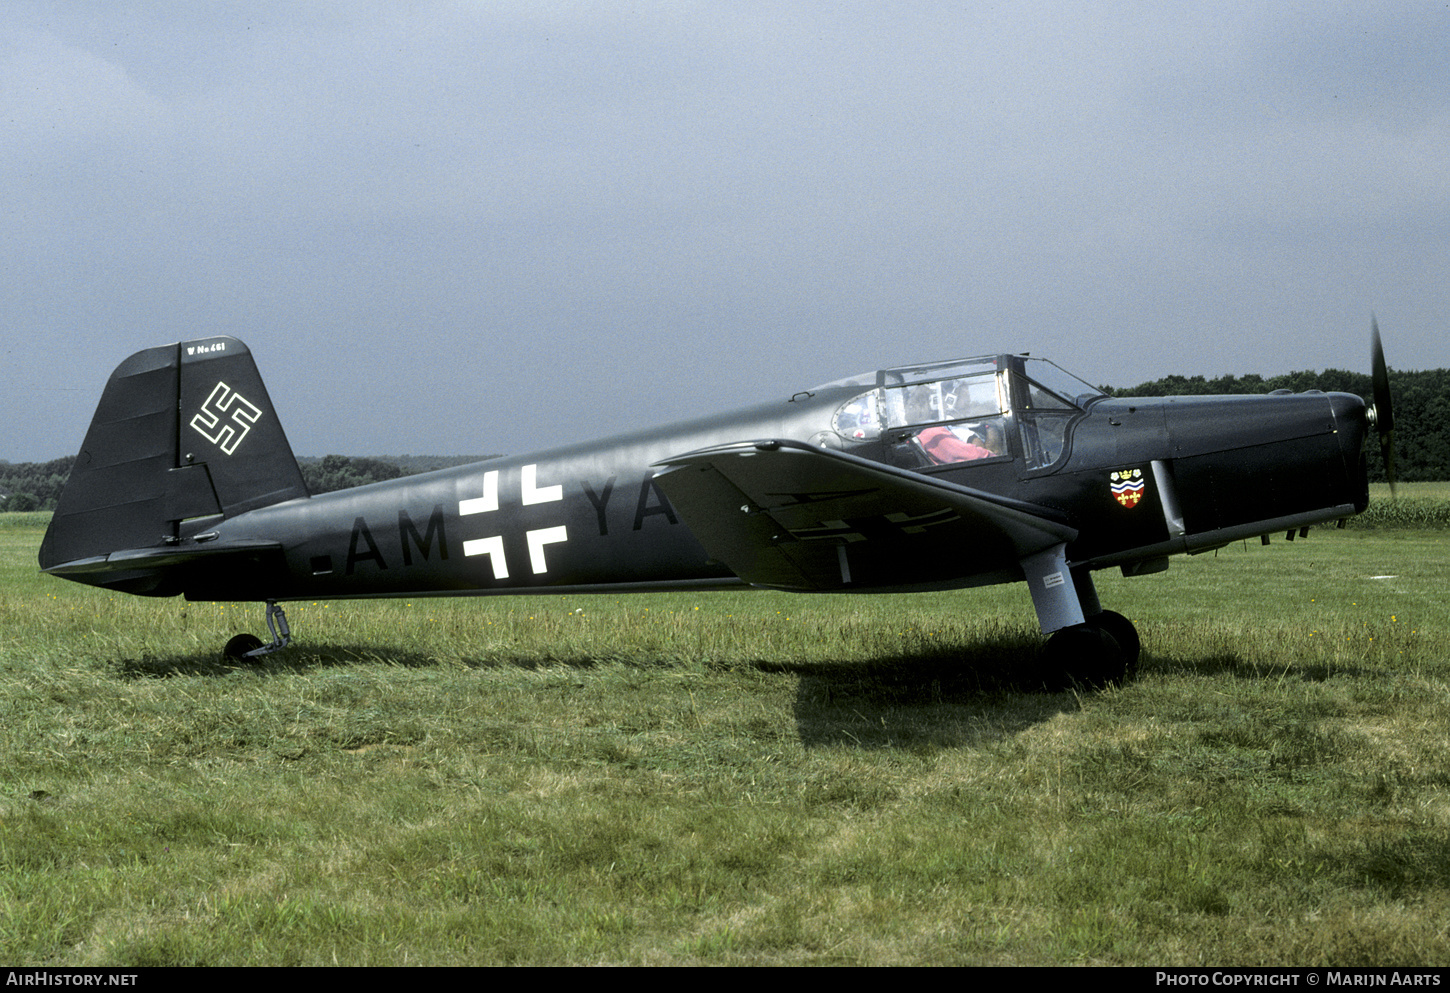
{"left": 653, "top": 440, "right": 1077, "bottom": 591}
{"left": 40, "top": 538, "right": 287, "bottom": 598}
{"left": 42, "top": 539, "right": 284, "bottom": 576}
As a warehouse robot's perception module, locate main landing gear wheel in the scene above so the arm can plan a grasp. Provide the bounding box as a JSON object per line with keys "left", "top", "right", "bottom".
{"left": 1089, "top": 610, "right": 1140, "bottom": 680}
{"left": 1038, "top": 611, "right": 1139, "bottom": 690}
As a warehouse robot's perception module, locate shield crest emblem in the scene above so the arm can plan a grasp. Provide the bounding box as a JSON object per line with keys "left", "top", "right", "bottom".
{"left": 1110, "top": 468, "right": 1145, "bottom": 508}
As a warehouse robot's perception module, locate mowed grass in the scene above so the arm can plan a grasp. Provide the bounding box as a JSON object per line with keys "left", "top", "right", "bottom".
{"left": 2, "top": 493, "right": 1448, "bottom": 966}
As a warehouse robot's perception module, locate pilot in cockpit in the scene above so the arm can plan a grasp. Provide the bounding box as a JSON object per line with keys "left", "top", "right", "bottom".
{"left": 905, "top": 384, "right": 1003, "bottom": 465}
{"left": 916, "top": 423, "right": 996, "bottom": 464}
{"left": 966, "top": 421, "right": 1004, "bottom": 456}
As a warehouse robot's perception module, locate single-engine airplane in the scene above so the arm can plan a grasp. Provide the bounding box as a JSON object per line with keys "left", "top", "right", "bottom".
{"left": 39, "top": 327, "right": 1396, "bottom": 687}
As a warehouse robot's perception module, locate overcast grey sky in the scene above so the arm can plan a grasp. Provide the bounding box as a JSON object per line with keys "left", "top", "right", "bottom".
{"left": 4, "top": 1, "right": 1447, "bottom": 462}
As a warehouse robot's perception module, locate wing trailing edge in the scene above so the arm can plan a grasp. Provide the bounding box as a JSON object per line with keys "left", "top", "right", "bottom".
{"left": 652, "top": 440, "right": 1077, "bottom": 592}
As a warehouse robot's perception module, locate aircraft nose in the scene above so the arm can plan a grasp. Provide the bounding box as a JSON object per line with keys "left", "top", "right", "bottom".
{"left": 1329, "top": 391, "right": 1368, "bottom": 458}
{"left": 1328, "top": 391, "right": 1363, "bottom": 440}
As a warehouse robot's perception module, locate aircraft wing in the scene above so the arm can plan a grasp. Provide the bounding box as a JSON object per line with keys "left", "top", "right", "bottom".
{"left": 652, "top": 440, "right": 1078, "bottom": 591}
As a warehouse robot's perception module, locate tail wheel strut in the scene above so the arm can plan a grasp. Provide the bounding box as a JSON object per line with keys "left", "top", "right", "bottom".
{"left": 223, "top": 600, "right": 292, "bottom": 662}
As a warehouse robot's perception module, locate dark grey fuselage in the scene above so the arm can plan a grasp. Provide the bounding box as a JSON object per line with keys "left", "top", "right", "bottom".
{"left": 182, "top": 376, "right": 1371, "bottom": 604}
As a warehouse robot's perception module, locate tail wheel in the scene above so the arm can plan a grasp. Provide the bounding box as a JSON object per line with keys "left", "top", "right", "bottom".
{"left": 222, "top": 601, "right": 293, "bottom": 662}
{"left": 223, "top": 633, "right": 265, "bottom": 662}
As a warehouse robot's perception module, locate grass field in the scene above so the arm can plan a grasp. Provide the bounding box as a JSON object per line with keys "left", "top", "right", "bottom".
{"left": 2, "top": 488, "right": 1448, "bottom": 965}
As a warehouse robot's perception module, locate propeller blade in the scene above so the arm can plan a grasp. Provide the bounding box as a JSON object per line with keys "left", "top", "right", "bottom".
{"left": 1370, "top": 316, "right": 1396, "bottom": 497}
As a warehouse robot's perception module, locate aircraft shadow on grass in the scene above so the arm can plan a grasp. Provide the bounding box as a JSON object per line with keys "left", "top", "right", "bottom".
{"left": 110, "top": 631, "right": 1082, "bottom": 755}
{"left": 114, "top": 626, "right": 1056, "bottom": 681}
{"left": 780, "top": 630, "right": 1106, "bottom": 750}
{"left": 108, "top": 639, "right": 1384, "bottom": 762}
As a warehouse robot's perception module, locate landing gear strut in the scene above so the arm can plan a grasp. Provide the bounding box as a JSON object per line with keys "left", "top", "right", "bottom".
{"left": 223, "top": 600, "right": 292, "bottom": 662}
{"left": 1024, "top": 547, "right": 1140, "bottom": 690}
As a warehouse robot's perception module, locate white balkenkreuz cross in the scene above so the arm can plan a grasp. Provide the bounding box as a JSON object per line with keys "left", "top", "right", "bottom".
{"left": 458, "top": 464, "right": 568, "bottom": 579}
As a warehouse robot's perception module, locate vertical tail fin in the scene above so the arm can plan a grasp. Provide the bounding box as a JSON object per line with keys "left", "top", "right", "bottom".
{"left": 39, "top": 337, "right": 307, "bottom": 580}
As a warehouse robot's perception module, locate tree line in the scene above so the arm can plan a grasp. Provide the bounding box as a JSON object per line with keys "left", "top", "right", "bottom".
{"left": 0, "top": 453, "right": 490, "bottom": 511}
{"left": 298, "top": 455, "right": 492, "bottom": 494}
